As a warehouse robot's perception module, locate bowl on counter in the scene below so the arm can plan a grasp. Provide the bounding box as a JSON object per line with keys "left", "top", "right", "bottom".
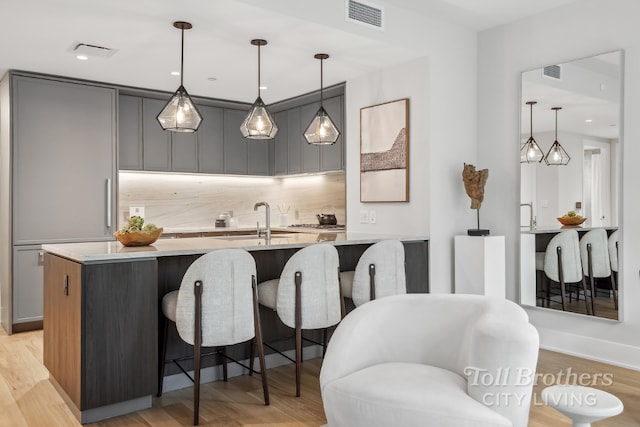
{"left": 114, "top": 228, "right": 164, "bottom": 246}
{"left": 557, "top": 216, "right": 587, "bottom": 226}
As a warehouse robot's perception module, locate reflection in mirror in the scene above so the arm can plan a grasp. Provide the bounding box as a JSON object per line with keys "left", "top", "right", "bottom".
{"left": 519, "top": 50, "right": 622, "bottom": 321}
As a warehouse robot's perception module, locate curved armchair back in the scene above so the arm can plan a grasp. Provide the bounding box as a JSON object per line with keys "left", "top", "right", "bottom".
{"left": 320, "top": 294, "right": 539, "bottom": 427}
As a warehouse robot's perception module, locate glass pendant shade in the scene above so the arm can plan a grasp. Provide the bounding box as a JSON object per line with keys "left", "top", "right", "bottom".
{"left": 521, "top": 136, "right": 544, "bottom": 163}
{"left": 543, "top": 107, "right": 570, "bottom": 165}
{"left": 304, "top": 53, "right": 340, "bottom": 145}
{"left": 157, "top": 85, "right": 203, "bottom": 132}
{"left": 521, "top": 101, "right": 544, "bottom": 163}
{"left": 241, "top": 39, "right": 278, "bottom": 139}
{"left": 241, "top": 96, "right": 278, "bottom": 139}
{"left": 304, "top": 106, "right": 340, "bottom": 145}
{"left": 157, "top": 21, "right": 203, "bottom": 133}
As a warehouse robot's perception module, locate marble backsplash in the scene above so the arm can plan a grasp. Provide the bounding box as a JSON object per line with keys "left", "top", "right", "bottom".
{"left": 118, "top": 172, "right": 346, "bottom": 230}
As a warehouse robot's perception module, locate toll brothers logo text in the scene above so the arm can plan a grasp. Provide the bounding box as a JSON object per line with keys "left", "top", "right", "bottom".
{"left": 464, "top": 367, "right": 613, "bottom": 407}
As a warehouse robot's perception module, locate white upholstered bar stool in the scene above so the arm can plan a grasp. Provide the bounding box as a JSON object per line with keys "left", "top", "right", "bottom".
{"left": 158, "top": 249, "right": 269, "bottom": 425}
{"left": 608, "top": 229, "right": 620, "bottom": 310}
{"left": 535, "top": 230, "right": 590, "bottom": 313}
{"left": 339, "top": 240, "right": 406, "bottom": 307}
{"left": 579, "top": 229, "right": 614, "bottom": 316}
{"left": 257, "top": 243, "right": 343, "bottom": 397}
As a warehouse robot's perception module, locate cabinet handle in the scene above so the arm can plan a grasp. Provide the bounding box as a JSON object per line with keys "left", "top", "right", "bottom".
{"left": 38, "top": 251, "right": 44, "bottom": 265}
{"left": 64, "top": 275, "right": 69, "bottom": 296}
{"left": 106, "top": 178, "right": 112, "bottom": 229}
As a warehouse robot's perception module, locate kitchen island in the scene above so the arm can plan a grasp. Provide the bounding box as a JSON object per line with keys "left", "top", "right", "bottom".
{"left": 42, "top": 231, "right": 429, "bottom": 423}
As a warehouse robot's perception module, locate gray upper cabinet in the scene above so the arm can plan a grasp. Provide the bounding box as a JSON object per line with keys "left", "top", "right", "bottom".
{"left": 223, "top": 109, "right": 248, "bottom": 174}
{"left": 273, "top": 111, "right": 288, "bottom": 175}
{"left": 248, "top": 139, "right": 271, "bottom": 176}
{"left": 319, "top": 95, "right": 344, "bottom": 172}
{"left": 171, "top": 131, "right": 198, "bottom": 172}
{"left": 198, "top": 105, "right": 224, "bottom": 173}
{"left": 142, "top": 98, "right": 172, "bottom": 171}
{"left": 300, "top": 102, "right": 321, "bottom": 173}
{"left": 12, "top": 75, "right": 117, "bottom": 243}
{"left": 287, "top": 108, "right": 302, "bottom": 174}
{"left": 118, "top": 95, "right": 143, "bottom": 170}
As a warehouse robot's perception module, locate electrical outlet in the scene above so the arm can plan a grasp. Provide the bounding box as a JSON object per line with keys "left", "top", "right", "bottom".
{"left": 369, "top": 210, "right": 377, "bottom": 224}
{"left": 130, "top": 206, "right": 145, "bottom": 219}
{"left": 359, "top": 209, "right": 369, "bottom": 224}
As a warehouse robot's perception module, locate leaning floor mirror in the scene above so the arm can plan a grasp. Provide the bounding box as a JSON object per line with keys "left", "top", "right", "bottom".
{"left": 519, "top": 50, "right": 623, "bottom": 320}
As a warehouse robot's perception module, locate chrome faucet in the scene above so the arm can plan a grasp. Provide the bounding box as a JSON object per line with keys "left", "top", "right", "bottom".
{"left": 520, "top": 202, "right": 536, "bottom": 230}
{"left": 254, "top": 201, "right": 271, "bottom": 240}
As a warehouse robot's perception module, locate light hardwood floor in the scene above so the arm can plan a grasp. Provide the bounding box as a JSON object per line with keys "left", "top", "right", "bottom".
{"left": 1, "top": 328, "right": 638, "bottom": 426}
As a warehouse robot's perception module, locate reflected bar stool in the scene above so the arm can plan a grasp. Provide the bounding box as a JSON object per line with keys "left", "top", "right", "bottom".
{"left": 257, "top": 243, "right": 343, "bottom": 397}
{"left": 535, "top": 229, "right": 590, "bottom": 314}
{"left": 339, "top": 240, "right": 406, "bottom": 307}
{"left": 607, "top": 229, "right": 620, "bottom": 310}
{"left": 158, "top": 249, "right": 269, "bottom": 425}
{"left": 580, "top": 229, "right": 614, "bottom": 316}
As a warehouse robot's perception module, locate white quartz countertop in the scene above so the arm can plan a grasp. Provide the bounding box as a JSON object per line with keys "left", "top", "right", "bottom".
{"left": 521, "top": 225, "right": 618, "bottom": 234}
{"left": 43, "top": 232, "right": 428, "bottom": 263}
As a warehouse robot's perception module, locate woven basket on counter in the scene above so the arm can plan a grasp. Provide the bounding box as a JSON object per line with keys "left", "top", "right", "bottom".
{"left": 114, "top": 228, "right": 163, "bottom": 246}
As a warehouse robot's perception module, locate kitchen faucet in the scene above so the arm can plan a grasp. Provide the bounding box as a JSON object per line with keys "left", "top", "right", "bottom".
{"left": 520, "top": 202, "right": 536, "bottom": 230}
{"left": 254, "top": 201, "right": 271, "bottom": 240}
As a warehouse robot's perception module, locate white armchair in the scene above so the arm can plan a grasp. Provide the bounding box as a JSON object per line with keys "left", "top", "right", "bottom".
{"left": 320, "top": 294, "right": 539, "bottom": 427}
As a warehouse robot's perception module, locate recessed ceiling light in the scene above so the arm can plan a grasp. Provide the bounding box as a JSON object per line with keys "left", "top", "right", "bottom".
{"left": 76, "top": 54, "right": 89, "bottom": 61}
{"left": 207, "top": 77, "right": 217, "bottom": 81}
{"left": 171, "top": 71, "right": 180, "bottom": 76}
{"left": 585, "top": 119, "right": 593, "bottom": 123}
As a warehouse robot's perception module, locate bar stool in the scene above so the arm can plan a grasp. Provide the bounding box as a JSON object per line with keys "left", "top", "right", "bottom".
{"left": 535, "top": 230, "right": 590, "bottom": 313}
{"left": 158, "top": 249, "right": 269, "bottom": 425}
{"left": 608, "top": 229, "right": 620, "bottom": 310}
{"left": 579, "top": 229, "right": 613, "bottom": 316}
{"left": 257, "top": 243, "right": 343, "bottom": 397}
{"left": 339, "top": 240, "right": 406, "bottom": 307}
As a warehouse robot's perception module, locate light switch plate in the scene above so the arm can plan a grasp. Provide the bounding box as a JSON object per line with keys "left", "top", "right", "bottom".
{"left": 369, "top": 210, "right": 377, "bottom": 224}
{"left": 359, "top": 209, "right": 369, "bottom": 224}
{"left": 130, "top": 206, "right": 145, "bottom": 219}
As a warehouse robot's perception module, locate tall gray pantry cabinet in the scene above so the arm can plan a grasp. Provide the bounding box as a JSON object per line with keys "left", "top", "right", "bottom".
{"left": 0, "top": 73, "right": 117, "bottom": 333}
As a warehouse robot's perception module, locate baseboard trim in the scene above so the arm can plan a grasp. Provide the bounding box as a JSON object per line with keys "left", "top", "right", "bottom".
{"left": 538, "top": 327, "right": 640, "bottom": 370}
{"left": 12, "top": 320, "right": 43, "bottom": 333}
{"left": 161, "top": 345, "right": 323, "bottom": 394}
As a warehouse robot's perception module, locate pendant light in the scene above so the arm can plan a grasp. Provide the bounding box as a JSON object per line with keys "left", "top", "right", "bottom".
{"left": 157, "top": 21, "right": 203, "bottom": 133}
{"left": 543, "top": 107, "right": 570, "bottom": 165}
{"left": 240, "top": 39, "right": 278, "bottom": 139}
{"left": 520, "top": 101, "right": 544, "bottom": 163}
{"left": 304, "top": 53, "right": 340, "bottom": 145}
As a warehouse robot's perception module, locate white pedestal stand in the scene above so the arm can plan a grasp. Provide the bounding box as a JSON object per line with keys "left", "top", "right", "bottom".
{"left": 454, "top": 235, "right": 505, "bottom": 297}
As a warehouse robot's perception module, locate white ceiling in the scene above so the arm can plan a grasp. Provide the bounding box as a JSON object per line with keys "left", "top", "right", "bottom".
{"left": 0, "top": 0, "right": 580, "bottom": 104}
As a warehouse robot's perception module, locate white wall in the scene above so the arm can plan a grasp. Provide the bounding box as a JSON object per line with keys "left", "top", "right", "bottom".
{"left": 478, "top": 0, "right": 640, "bottom": 368}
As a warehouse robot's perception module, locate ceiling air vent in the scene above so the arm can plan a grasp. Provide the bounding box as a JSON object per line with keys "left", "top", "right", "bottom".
{"left": 543, "top": 64, "right": 561, "bottom": 80}
{"left": 72, "top": 43, "right": 116, "bottom": 59}
{"left": 346, "top": 0, "right": 384, "bottom": 30}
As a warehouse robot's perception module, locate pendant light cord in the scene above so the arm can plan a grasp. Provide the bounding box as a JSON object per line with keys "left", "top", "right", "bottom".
{"left": 529, "top": 103, "right": 533, "bottom": 138}
{"left": 257, "top": 43, "right": 261, "bottom": 98}
{"left": 180, "top": 27, "right": 185, "bottom": 87}
{"left": 320, "top": 57, "right": 324, "bottom": 106}
{"left": 554, "top": 108, "right": 558, "bottom": 140}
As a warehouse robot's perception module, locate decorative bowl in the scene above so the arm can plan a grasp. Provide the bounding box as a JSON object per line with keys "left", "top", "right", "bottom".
{"left": 114, "top": 228, "right": 163, "bottom": 246}
{"left": 557, "top": 216, "right": 586, "bottom": 226}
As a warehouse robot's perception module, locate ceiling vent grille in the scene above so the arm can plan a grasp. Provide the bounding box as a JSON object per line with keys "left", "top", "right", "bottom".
{"left": 543, "top": 64, "right": 561, "bottom": 80}
{"left": 346, "top": 0, "right": 384, "bottom": 30}
{"left": 72, "top": 43, "right": 116, "bottom": 58}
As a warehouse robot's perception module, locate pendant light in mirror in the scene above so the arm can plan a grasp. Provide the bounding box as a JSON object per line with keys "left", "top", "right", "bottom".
{"left": 520, "top": 101, "right": 544, "bottom": 163}
{"left": 543, "top": 107, "right": 570, "bottom": 165}
{"left": 240, "top": 39, "right": 278, "bottom": 139}
{"left": 157, "top": 21, "right": 203, "bottom": 133}
{"left": 304, "top": 54, "right": 340, "bottom": 145}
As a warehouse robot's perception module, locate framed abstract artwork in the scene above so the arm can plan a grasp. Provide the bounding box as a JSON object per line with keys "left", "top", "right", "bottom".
{"left": 360, "top": 98, "right": 409, "bottom": 202}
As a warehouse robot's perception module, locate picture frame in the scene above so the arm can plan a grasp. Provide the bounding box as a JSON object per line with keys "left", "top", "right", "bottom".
{"left": 360, "top": 98, "right": 410, "bottom": 202}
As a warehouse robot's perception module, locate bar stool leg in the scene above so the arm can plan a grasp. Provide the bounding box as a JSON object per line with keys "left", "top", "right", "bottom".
{"left": 294, "top": 271, "right": 302, "bottom": 397}
{"left": 157, "top": 314, "right": 169, "bottom": 397}
{"left": 252, "top": 276, "right": 270, "bottom": 405}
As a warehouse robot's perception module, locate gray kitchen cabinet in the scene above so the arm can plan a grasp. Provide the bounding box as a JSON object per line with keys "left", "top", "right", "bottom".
{"left": 118, "top": 95, "right": 143, "bottom": 170}
{"left": 287, "top": 108, "right": 302, "bottom": 174}
{"left": 12, "top": 75, "right": 117, "bottom": 244}
{"left": 223, "top": 109, "right": 248, "bottom": 174}
{"left": 171, "top": 131, "right": 198, "bottom": 172}
{"left": 12, "top": 246, "right": 44, "bottom": 328}
{"left": 319, "top": 95, "right": 344, "bottom": 171}
{"left": 300, "top": 102, "right": 321, "bottom": 173}
{"left": 273, "top": 111, "right": 288, "bottom": 175}
{"left": 142, "top": 97, "right": 172, "bottom": 171}
{"left": 198, "top": 105, "right": 224, "bottom": 173}
{"left": 248, "top": 138, "right": 271, "bottom": 175}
